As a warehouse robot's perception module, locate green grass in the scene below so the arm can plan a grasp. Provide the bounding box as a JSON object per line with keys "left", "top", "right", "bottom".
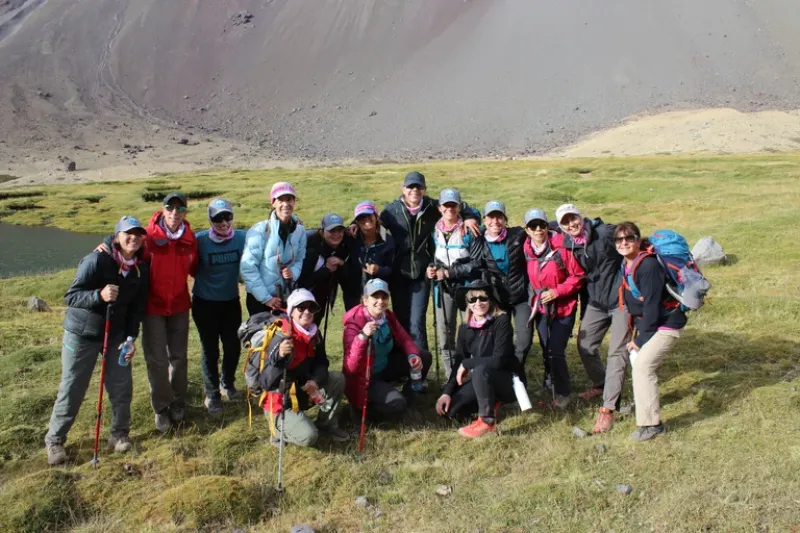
{"left": 1, "top": 155, "right": 800, "bottom": 532}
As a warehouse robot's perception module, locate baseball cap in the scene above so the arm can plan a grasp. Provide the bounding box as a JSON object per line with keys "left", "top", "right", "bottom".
{"left": 403, "top": 171, "right": 426, "bottom": 188}
{"left": 438, "top": 188, "right": 461, "bottom": 205}
{"left": 114, "top": 215, "right": 146, "bottom": 235}
{"left": 286, "top": 288, "right": 320, "bottom": 316}
{"left": 484, "top": 200, "right": 506, "bottom": 217}
{"left": 364, "top": 278, "right": 391, "bottom": 297}
{"left": 208, "top": 198, "right": 233, "bottom": 219}
{"left": 163, "top": 192, "right": 187, "bottom": 206}
{"left": 354, "top": 201, "right": 377, "bottom": 219}
{"left": 321, "top": 213, "right": 345, "bottom": 231}
{"left": 270, "top": 181, "right": 297, "bottom": 202}
{"left": 524, "top": 208, "right": 548, "bottom": 226}
{"left": 555, "top": 203, "right": 582, "bottom": 224}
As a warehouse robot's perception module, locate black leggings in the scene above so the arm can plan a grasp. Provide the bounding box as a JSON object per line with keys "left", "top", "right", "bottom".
{"left": 448, "top": 366, "right": 517, "bottom": 419}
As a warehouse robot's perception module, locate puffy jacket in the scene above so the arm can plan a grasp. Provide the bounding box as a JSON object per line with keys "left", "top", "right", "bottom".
{"left": 552, "top": 217, "right": 621, "bottom": 311}
{"left": 143, "top": 212, "right": 197, "bottom": 316}
{"left": 241, "top": 213, "right": 307, "bottom": 304}
{"left": 469, "top": 227, "right": 528, "bottom": 307}
{"left": 524, "top": 234, "right": 585, "bottom": 318}
{"left": 298, "top": 229, "right": 352, "bottom": 307}
{"left": 63, "top": 245, "right": 149, "bottom": 341}
{"left": 341, "top": 226, "right": 395, "bottom": 306}
{"left": 380, "top": 196, "right": 479, "bottom": 281}
{"left": 443, "top": 313, "right": 521, "bottom": 395}
{"left": 622, "top": 254, "right": 687, "bottom": 347}
{"left": 432, "top": 221, "right": 478, "bottom": 296}
{"left": 342, "top": 305, "right": 419, "bottom": 409}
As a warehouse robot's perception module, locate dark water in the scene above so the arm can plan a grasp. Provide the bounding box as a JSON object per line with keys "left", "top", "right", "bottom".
{"left": 0, "top": 222, "right": 104, "bottom": 278}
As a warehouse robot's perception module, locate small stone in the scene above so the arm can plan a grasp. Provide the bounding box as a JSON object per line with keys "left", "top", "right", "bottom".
{"left": 572, "top": 427, "right": 588, "bottom": 438}
{"left": 692, "top": 237, "right": 728, "bottom": 267}
{"left": 369, "top": 110, "right": 377, "bottom": 117}
{"left": 355, "top": 495, "right": 369, "bottom": 507}
{"left": 596, "top": 443, "right": 607, "bottom": 453}
{"left": 730, "top": 410, "right": 739, "bottom": 416}
{"left": 435, "top": 484, "right": 452, "bottom": 497}
{"left": 290, "top": 525, "right": 315, "bottom": 533}
{"left": 178, "top": 138, "right": 189, "bottom": 145}
{"left": 28, "top": 296, "right": 52, "bottom": 312}
{"left": 616, "top": 484, "right": 633, "bottom": 495}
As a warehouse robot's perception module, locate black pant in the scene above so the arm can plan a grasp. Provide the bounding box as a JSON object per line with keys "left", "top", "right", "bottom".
{"left": 192, "top": 297, "right": 242, "bottom": 398}
{"left": 535, "top": 311, "right": 576, "bottom": 396}
{"left": 368, "top": 349, "right": 432, "bottom": 416}
{"left": 389, "top": 275, "right": 431, "bottom": 351}
{"left": 449, "top": 366, "right": 517, "bottom": 419}
{"left": 246, "top": 292, "right": 272, "bottom": 317}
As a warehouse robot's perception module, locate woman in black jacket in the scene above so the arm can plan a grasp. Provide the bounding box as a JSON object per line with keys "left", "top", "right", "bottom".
{"left": 45, "top": 216, "right": 149, "bottom": 465}
{"left": 435, "top": 280, "right": 522, "bottom": 438}
{"left": 342, "top": 201, "right": 395, "bottom": 311}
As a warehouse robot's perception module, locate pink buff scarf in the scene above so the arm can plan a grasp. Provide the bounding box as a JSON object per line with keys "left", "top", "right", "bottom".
{"left": 484, "top": 228, "right": 507, "bottom": 243}
{"left": 436, "top": 217, "right": 462, "bottom": 233}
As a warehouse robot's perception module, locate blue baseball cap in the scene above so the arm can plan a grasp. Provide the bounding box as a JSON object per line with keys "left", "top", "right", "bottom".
{"left": 484, "top": 200, "right": 506, "bottom": 217}
{"left": 321, "top": 213, "right": 345, "bottom": 231}
{"left": 403, "top": 171, "right": 426, "bottom": 188}
{"left": 208, "top": 198, "right": 233, "bottom": 218}
{"left": 438, "top": 188, "right": 461, "bottom": 205}
{"left": 114, "top": 216, "right": 146, "bottom": 235}
{"left": 524, "top": 208, "right": 548, "bottom": 226}
{"left": 364, "top": 278, "right": 391, "bottom": 297}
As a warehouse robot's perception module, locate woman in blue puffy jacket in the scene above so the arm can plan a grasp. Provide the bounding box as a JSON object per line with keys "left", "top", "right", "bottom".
{"left": 241, "top": 182, "right": 308, "bottom": 315}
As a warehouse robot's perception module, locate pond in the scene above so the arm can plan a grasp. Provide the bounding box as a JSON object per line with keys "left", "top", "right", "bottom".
{"left": 0, "top": 222, "right": 104, "bottom": 278}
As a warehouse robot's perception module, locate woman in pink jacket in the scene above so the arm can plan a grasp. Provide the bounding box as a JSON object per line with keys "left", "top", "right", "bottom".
{"left": 523, "top": 208, "right": 585, "bottom": 410}
{"left": 342, "top": 278, "right": 431, "bottom": 418}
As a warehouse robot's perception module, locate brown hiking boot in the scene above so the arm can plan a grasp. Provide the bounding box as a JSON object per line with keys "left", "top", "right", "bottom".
{"left": 47, "top": 444, "right": 68, "bottom": 466}
{"left": 593, "top": 407, "right": 614, "bottom": 433}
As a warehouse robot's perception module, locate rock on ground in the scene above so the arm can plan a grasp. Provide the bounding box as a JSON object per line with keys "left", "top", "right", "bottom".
{"left": 28, "top": 297, "right": 51, "bottom": 312}
{"left": 692, "top": 237, "right": 728, "bottom": 267}
{"left": 290, "top": 525, "right": 315, "bottom": 533}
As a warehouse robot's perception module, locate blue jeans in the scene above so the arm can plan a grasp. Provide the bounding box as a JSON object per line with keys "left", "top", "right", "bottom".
{"left": 389, "top": 275, "right": 430, "bottom": 351}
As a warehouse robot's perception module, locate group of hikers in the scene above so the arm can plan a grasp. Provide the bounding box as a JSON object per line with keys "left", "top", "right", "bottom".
{"left": 44, "top": 170, "right": 702, "bottom": 465}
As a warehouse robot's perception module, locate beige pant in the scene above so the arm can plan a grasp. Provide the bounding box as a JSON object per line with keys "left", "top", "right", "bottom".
{"left": 632, "top": 329, "right": 681, "bottom": 426}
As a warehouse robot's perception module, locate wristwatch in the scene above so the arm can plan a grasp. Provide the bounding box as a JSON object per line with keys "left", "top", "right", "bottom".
{"left": 358, "top": 332, "right": 369, "bottom": 341}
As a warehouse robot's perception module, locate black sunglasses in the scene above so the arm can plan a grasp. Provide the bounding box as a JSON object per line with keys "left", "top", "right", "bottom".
{"left": 211, "top": 213, "right": 233, "bottom": 223}
{"left": 164, "top": 205, "right": 187, "bottom": 213}
{"left": 295, "top": 303, "right": 318, "bottom": 313}
{"left": 467, "top": 295, "right": 490, "bottom": 304}
{"left": 405, "top": 184, "right": 425, "bottom": 190}
{"left": 527, "top": 221, "right": 548, "bottom": 230}
{"left": 614, "top": 234, "right": 638, "bottom": 244}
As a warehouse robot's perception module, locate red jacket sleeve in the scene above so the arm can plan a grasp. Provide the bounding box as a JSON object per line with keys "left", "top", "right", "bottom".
{"left": 387, "top": 311, "right": 420, "bottom": 356}
{"left": 189, "top": 238, "right": 199, "bottom": 278}
{"left": 342, "top": 320, "right": 369, "bottom": 375}
{"left": 554, "top": 249, "right": 585, "bottom": 299}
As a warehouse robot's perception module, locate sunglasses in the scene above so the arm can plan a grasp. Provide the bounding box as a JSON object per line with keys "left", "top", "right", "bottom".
{"left": 527, "top": 221, "right": 548, "bottom": 230}
{"left": 295, "top": 303, "right": 318, "bottom": 313}
{"left": 468, "top": 295, "right": 490, "bottom": 304}
{"left": 614, "top": 234, "right": 638, "bottom": 244}
{"left": 405, "top": 184, "right": 424, "bottom": 190}
{"left": 211, "top": 213, "right": 233, "bottom": 223}
{"left": 442, "top": 202, "right": 459, "bottom": 209}
{"left": 164, "top": 205, "right": 187, "bottom": 213}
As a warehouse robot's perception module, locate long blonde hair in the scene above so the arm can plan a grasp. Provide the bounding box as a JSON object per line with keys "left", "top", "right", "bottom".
{"left": 464, "top": 290, "right": 505, "bottom": 323}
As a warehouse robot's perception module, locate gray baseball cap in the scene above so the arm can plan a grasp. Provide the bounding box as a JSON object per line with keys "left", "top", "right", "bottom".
{"left": 163, "top": 191, "right": 187, "bottom": 206}
{"left": 403, "top": 171, "right": 426, "bottom": 188}
{"left": 524, "top": 208, "right": 548, "bottom": 226}
{"left": 114, "top": 215, "right": 146, "bottom": 235}
{"left": 438, "top": 188, "right": 461, "bottom": 205}
{"left": 208, "top": 198, "right": 233, "bottom": 218}
{"left": 321, "top": 213, "right": 345, "bottom": 231}
{"left": 363, "top": 278, "right": 391, "bottom": 297}
{"left": 484, "top": 200, "right": 506, "bottom": 217}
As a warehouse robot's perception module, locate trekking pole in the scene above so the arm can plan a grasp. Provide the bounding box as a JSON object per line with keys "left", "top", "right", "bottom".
{"left": 91, "top": 304, "right": 113, "bottom": 469}
{"left": 438, "top": 278, "right": 453, "bottom": 380}
{"left": 276, "top": 366, "right": 288, "bottom": 493}
{"left": 358, "top": 340, "right": 374, "bottom": 459}
{"left": 545, "top": 303, "right": 555, "bottom": 404}
{"left": 430, "top": 269, "right": 441, "bottom": 383}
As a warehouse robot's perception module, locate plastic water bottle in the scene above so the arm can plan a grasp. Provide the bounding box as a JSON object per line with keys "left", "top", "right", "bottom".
{"left": 309, "top": 388, "right": 325, "bottom": 405}
{"left": 118, "top": 336, "right": 134, "bottom": 367}
{"left": 512, "top": 375, "right": 533, "bottom": 412}
{"left": 409, "top": 355, "right": 424, "bottom": 392}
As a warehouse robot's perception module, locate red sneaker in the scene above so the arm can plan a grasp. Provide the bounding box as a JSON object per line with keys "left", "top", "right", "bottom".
{"left": 579, "top": 386, "right": 604, "bottom": 401}
{"left": 458, "top": 417, "right": 497, "bottom": 438}
{"left": 593, "top": 407, "right": 614, "bottom": 433}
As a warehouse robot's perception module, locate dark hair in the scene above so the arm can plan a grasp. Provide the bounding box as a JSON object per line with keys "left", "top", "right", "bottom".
{"left": 614, "top": 221, "right": 651, "bottom": 250}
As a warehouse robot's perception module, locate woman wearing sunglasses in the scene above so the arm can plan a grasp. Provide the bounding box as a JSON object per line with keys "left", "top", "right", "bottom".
{"left": 342, "top": 278, "right": 431, "bottom": 419}
{"left": 614, "top": 222, "right": 686, "bottom": 441}
{"left": 523, "top": 208, "right": 585, "bottom": 410}
{"left": 241, "top": 181, "right": 307, "bottom": 316}
{"left": 435, "top": 280, "right": 521, "bottom": 438}
{"left": 192, "top": 199, "right": 247, "bottom": 415}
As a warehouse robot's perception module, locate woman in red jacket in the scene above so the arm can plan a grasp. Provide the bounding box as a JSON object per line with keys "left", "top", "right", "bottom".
{"left": 342, "top": 278, "right": 431, "bottom": 418}
{"left": 523, "top": 208, "right": 584, "bottom": 410}
{"left": 142, "top": 192, "right": 198, "bottom": 432}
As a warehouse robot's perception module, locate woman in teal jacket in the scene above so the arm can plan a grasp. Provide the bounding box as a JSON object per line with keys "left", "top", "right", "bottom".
{"left": 241, "top": 182, "right": 308, "bottom": 315}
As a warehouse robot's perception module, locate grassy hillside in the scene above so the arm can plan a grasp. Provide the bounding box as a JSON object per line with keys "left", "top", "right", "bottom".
{"left": 1, "top": 156, "right": 800, "bottom": 532}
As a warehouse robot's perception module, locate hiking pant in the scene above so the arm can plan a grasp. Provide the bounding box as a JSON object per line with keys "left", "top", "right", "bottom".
{"left": 142, "top": 312, "right": 190, "bottom": 414}
{"left": 270, "top": 371, "right": 346, "bottom": 447}
{"left": 577, "top": 305, "right": 632, "bottom": 410}
{"left": 246, "top": 293, "right": 271, "bottom": 317}
{"left": 192, "top": 297, "right": 242, "bottom": 399}
{"left": 46, "top": 330, "right": 131, "bottom": 446}
{"left": 368, "top": 349, "right": 432, "bottom": 416}
{"left": 511, "top": 301, "right": 533, "bottom": 367}
{"left": 433, "top": 286, "right": 459, "bottom": 381}
{"left": 535, "top": 312, "right": 576, "bottom": 397}
{"left": 632, "top": 329, "right": 681, "bottom": 426}
{"left": 448, "top": 366, "right": 517, "bottom": 420}
{"left": 389, "top": 275, "right": 430, "bottom": 351}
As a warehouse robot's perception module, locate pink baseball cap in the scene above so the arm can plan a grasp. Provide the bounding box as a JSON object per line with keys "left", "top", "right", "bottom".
{"left": 354, "top": 201, "right": 377, "bottom": 219}
{"left": 270, "top": 181, "right": 297, "bottom": 202}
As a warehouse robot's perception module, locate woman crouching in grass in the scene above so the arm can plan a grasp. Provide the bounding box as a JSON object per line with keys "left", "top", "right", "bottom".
{"left": 435, "top": 280, "right": 522, "bottom": 438}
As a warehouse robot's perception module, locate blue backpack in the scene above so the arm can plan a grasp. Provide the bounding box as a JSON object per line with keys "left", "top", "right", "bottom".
{"left": 621, "top": 230, "right": 711, "bottom": 312}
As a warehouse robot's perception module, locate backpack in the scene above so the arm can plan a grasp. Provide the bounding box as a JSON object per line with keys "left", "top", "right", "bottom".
{"left": 622, "top": 229, "right": 711, "bottom": 312}
{"left": 238, "top": 310, "right": 293, "bottom": 426}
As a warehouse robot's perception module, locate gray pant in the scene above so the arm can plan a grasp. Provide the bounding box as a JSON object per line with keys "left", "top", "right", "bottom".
{"left": 142, "top": 312, "right": 190, "bottom": 414}
{"left": 270, "top": 371, "right": 346, "bottom": 447}
{"left": 511, "top": 301, "right": 533, "bottom": 366}
{"left": 46, "top": 330, "right": 131, "bottom": 446}
{"left": 577, "top": 305, "right": 631, "bottom": 410}
{"left": 434, "top": 289, "right": 459, "bottom": 381}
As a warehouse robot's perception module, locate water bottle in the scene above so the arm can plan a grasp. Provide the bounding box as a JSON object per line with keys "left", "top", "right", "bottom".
{"left": 629, "top": 349, "right": 639, "bottom": 369}
{"left": 512, "top": 374, "right": 533, "bottom": 412}
{"left": 309, "top": 387, "right": 325, "bottom": 405}
{"left": 409, "top": 355, "right": 424, "bottom": 391}
{"left": 118, "top": 336, "right": 134, "bottom": 367}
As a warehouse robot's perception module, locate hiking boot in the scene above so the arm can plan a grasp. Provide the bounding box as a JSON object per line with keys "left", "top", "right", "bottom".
{"left": 579, "top": 386, "right": 604, "bottom": 401}
{"left": 108, "top": 435, "right": 132, "bottom": 453}
{"left": 552, "top": 394, "right": 571, "bottom": 410}
{"left": 593, "top": 407, "right": 614, "bottom": 434}
{"left": 220, "top": 386, "right": 241, "bottom": 401}
{"left": 316, "top": 424, "right": 350, "bottom": 442}
{"left": 169, "top": 404, "right": 185, "bottom": 423}
{"left": 204, "top": 396, "right": 223, "bottom": 416}
{"left": 458, "top": 417, "right": 497, "bottom": 438}
{"left": 155, "top": 411, "right": 172, "bottom": 433}
{"left": 47, "top": 444, "right": 67, "bottom": 466}
{"left": 630, "top": 423, "right": 665, "bottom": 442}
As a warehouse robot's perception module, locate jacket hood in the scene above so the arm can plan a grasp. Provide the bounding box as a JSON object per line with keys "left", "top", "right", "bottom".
{"left": 147, "top": 211, "right": 196, "bottom": 246}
